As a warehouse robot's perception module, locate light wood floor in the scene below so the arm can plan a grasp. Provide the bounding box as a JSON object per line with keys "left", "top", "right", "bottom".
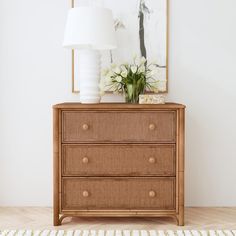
{"left": 0, "top": 207, "right": 236, "bottom": 230}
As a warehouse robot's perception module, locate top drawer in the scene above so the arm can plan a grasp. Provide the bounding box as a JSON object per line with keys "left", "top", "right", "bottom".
{"left": 62, "top": 111, "right": 176, "bottom": 143}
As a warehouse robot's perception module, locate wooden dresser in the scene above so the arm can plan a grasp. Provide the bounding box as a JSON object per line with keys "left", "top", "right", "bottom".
{"left": 53, "top": 103, "right": 185, "bottom": 226}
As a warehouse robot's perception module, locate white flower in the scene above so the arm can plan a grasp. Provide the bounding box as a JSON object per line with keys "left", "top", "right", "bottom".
{"left": 116, "top": 76, "right": 122, "bottom": 82}
{"left": 140, "top": 56, "right": 146, "bottom": 65}
{"left": 138, "top": 65, "right": 145, "bottom": 73}
{"left": 121, "top": 68, "right": 128, "bottom": 77}
{"left": 131, "top": 65, "right": 137, "bottom": 73}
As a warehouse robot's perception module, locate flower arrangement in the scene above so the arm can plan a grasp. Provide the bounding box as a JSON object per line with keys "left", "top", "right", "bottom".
{"left": 100, "top": 56, "right": 161, "bottom": 103}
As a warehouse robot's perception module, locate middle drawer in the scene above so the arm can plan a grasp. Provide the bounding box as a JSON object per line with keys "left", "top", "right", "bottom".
{"left": 62, "top": 144, "right": 176, "bottom": 176}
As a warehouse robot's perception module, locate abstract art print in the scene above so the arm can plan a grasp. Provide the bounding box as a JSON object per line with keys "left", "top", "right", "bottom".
{"left": 72, "top": 0, "right": 168, "bottom": 92}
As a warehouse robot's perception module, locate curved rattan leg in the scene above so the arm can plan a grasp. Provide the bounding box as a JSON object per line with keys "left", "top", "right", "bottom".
{"left": 59, "top": 214, "right": 71, "bottom": 225}
{"left": 176, "top": 214, "right": 184, "bottom": 226}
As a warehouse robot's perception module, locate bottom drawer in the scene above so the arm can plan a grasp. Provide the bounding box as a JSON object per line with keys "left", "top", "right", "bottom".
{"left": 62, "top": 177, "right": 175, "bottom": 210}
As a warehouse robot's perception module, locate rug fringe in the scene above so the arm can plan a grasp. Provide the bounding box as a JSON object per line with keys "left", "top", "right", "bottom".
{"left": 0, "top": 230, "right": 235, "bottom": 236}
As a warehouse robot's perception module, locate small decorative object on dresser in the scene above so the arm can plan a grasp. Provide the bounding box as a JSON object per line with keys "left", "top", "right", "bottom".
{"left": 53, "top": 103, "right": 185, "bottom": 226}
{"left": 139, "top": 94, "right": 166, "bottom": 104}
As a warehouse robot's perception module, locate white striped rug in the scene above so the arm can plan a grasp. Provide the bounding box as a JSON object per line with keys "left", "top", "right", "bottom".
{"left": 0, "top": 230, "right": 235, "bottom": 236}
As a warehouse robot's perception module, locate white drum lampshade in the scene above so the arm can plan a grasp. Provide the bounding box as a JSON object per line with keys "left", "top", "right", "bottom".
{"left": 63, "top": 7, "right": 117, "bottom": 103}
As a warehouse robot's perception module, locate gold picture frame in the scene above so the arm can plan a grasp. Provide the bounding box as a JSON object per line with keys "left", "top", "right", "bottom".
{"left": 70, "top": 0, "right": 169, "bottom": 94}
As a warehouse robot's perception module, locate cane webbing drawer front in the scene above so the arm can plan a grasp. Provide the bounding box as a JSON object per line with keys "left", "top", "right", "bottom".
{"left": 62, "top": 111, "right": 176, "bottom": 143}
{"left": 53, "top": 103, "right": 185, "bottom": 226}
{"left": 62, "top": 177, "right": 175, "bottom": 210}
{"left": 62, "top": 144, "right": 176, "bottom": 176}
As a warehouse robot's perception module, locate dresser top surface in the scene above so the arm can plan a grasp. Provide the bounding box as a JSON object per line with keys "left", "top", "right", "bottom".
{"left": 53, "top": 102, "right": 185, "bottom": 109}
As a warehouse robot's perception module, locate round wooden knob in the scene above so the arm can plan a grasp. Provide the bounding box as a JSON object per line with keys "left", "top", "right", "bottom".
{"left": 82, "top": 191, "right": 89, "bottom": 197}
{"left": 149, "top": 190, "right": 156, "bottom": 198}
{"left": 149, "top": 124, "right": 155, "bottom": 131}
{"left": 149, "top": 157, "right": 156, "bottom": 164}
{"left": 82, "top": 124, "right": 89, "bottom": 130}
{"left": 82, "top": 157, "right": 89, "bottom": 164}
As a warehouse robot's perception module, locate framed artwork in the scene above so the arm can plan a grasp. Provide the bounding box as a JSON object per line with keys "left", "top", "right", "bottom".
{"left": 71, "top": 0, "right": 168, "bottom": 93}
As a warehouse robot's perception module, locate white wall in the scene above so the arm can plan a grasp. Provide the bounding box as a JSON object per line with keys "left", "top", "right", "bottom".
{"left": 0, "top": 0, "right": 235, "bottom": 206}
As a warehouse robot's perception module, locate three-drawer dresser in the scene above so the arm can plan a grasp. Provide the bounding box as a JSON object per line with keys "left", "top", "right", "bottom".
{"left": 53, "top": 103, "right": 185, "bottom": 226}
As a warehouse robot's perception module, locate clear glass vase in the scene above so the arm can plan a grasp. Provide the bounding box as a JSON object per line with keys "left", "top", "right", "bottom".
{"left": 125, "top": 82, "right": 144, "bottom": 103}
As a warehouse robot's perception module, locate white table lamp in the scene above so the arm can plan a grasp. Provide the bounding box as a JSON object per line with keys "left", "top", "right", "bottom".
{"left": 63, "top": 7, "right": 117, "bottom": 103}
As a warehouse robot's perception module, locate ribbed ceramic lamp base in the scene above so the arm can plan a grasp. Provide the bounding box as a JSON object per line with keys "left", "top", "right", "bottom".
{"left": 78, "top": 49, "right": 101, "bottom": 104}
